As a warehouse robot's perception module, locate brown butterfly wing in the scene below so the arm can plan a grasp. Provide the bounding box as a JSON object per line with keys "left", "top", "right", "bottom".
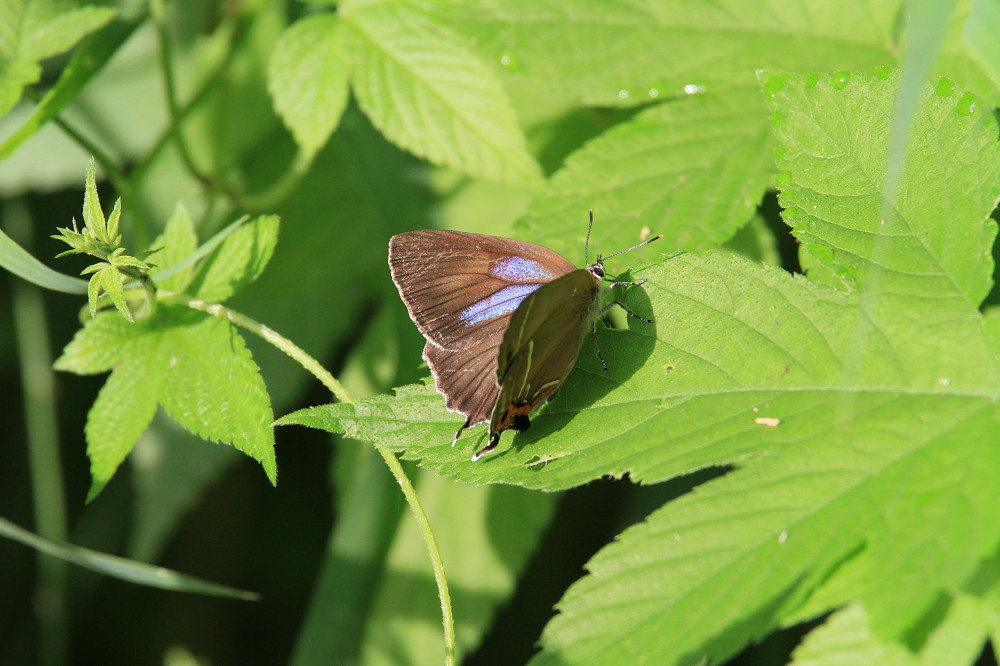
{"left": 388, "top": 230, "right": 577, "bottom": 351}
{"left": 487, "top": 269, "right": 601, "bottom": 450}
{"left": 389, "top": 230, "right": 577, "bottom": 430}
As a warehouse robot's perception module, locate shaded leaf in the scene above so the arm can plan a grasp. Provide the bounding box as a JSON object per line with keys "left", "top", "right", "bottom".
{"left": 0, "top": 1, "right": 116, "bottom": 114}
{"left": 188, "top": 214, "right": 279, "bottom": 303}
{"left": 0, "top": 516, "right": 257, "bottom": 600}
{"left": 268, "top": 13, "right": 350, "bottom": 167}
{"left": 433, "top": 0, "right": 898, "bottom": 106}
{"left": 341, "top": 1, "right": 541, "bottom": 185}
{"left": 517, "top": 89, "right": 774, "bottom": 262}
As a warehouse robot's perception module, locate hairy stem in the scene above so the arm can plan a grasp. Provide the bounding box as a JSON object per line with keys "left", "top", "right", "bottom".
{"left": 160, "top": 291, "right": 457, "bottom": 663}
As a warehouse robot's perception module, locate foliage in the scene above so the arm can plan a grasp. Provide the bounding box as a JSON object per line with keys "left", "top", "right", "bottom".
{"left": 1, "top": 1, "right": 1000, "bottom": 665}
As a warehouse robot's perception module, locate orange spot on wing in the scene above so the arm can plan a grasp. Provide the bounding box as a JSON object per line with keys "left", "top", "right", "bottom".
{"left": 494, "top": 387, "right": 558, "bottom": 432}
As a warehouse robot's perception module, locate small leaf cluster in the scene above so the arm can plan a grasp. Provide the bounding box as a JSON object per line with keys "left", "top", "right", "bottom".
{"left": 52, "top": 159, "right": 155, "bottom": 321}
{"left": 54, "top": 189, "right": 282, "bottom": 500}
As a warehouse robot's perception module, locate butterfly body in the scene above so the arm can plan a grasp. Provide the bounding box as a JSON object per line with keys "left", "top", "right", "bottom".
{"left": 388, "top": 217, "right": 658, "bottom": 460}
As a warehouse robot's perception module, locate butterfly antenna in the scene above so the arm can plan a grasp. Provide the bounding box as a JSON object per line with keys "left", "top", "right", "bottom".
{"left": 601, "top": 233, "right": 664, "bottom": 262}
{"left": 584, "top": 209, "right": 595, "bottom": 264}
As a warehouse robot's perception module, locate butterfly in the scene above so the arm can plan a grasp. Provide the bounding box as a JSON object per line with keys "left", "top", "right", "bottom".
{"left": 388, "top": 212, "right": 660, "bottom": 460}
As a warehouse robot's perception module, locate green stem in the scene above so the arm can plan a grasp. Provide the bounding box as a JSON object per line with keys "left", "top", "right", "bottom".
{"left": 5, "top": 201, "right": 68, "bottom": 666}
{"left": 160, "top": 291, "right": 456, "bottom": 662}
{"left": 151, "top": 0, "right": 206, "bottom": 187}
{"left": 379, "top": 450, "right": 457, "bottom": 665}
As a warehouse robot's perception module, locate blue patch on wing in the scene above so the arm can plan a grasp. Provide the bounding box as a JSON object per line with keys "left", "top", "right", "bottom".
{"left": 490, "top": 256, "right": 557, "bottom": 281}
{"left": 460, "top": 284, "right": 541, "bottom": 325}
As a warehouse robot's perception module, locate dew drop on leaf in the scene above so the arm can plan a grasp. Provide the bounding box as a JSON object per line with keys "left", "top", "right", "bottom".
{"left": 832, "top": 71, "right": 851, "bottom": 89}
{"left": 762, "top": 73, "right": 788, "bottom": 97}
{"left": 873, "top": 65, "right": 893, "bottom": 79}
{"left": 956, "top": 92, "right": 978, "bottom": 116}
{"left": 934, "top": 77, "right": 957, "bottom": 97}
{"left": 499, "top": 50, "right": 521, "bottom": 70}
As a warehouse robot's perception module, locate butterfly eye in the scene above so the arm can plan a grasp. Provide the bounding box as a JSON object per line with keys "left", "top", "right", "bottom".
{"left": 592, "top": 264, "right": 605, "bottom": 279}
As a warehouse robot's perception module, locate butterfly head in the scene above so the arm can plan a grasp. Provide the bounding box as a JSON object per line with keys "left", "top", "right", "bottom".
{"left": 583, "top": 210, "right": 663, "bottom": 283}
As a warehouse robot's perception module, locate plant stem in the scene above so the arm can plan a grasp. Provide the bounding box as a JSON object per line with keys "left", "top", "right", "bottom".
{"left": 6, "top": 201, "right": 68, "bottom": 666}
{"left": 160, "top": 291, "right": 457, "bottom": 663}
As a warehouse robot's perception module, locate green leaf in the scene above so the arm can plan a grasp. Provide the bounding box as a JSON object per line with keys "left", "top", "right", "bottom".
{"left": 0, "top": 1, "right": 116, "bottom": 115}
{"left": 268, "top": 13, "right": 350, "bottom": 167}
{"left": 532, "top": 398, "right": 1000, "bottom": 666}
{"left": 434, "top": 0, "right": 898, "bottom": 106}
{"left": 157, "top": 313, "right": 276, "bottom": 482}
{"left": 81, "top": 158, "right": 108, "bottom": 242}
{"left": 517, "top": 89, "right": 774, "bottom": 261}
{"left": 765, "top": 69, "right": 1000, "bottom": 306}
{"left": 0, "top": 516, "right": 257, "bottom": 600}
{"left": 56, "top": 307, "right": 277, "bottom": 500}
{"left": 791, "top": 599, "right": 987, "bottom": 666}
{"left": 99, "top": 265, "right": 132, "bottom": 321}
{"left": 0, "top": 226, "right": 88, "bottom": 293}
{"left": 188, "top": 214, "right": 280, "bottom": 303}
{"left": 149, "top": 203, "right": 198, "bottom": 293}
{"left": 84, "top": 353, "right": 160, "bottom": 500}
{"left": 341, "top": 1, "right": 542, "bottom": 185}
{"left": 0, "top": 15, "right": 138, "bottom": 160}
{"left": 280, "top": 70, "right": 1000, "bottom": 662}
{"left": 964, "top": 0, "right": 1000, "bottom": 91}
{"left": 54, "top": 307, "right": 136, "bottom": 373}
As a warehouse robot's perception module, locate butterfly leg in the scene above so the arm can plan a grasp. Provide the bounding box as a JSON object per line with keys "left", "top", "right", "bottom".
{"left": 607, "top": 278, "right": 646, "bottom": 288}
{"left": 452, "top": 418, "right": 471, "bottom": 447}
{"left": 601, "top": 300, "right": 653, "bottom": 324}
{"left": 590, "top": 326, "right": 609, "bottom": 372}
{"left": 472, "top": 432, "right": 501, "bottom": 462}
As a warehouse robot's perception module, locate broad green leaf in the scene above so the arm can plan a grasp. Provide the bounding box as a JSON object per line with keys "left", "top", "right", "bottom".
{"left": 0, "top": 1, "right": 116, "bottom": 115}
{"left": 187, "top": 214, "right": 280, "bottom": 303}
{"left": 765, "top": 69, "right": 1000, "bottom": 307}
{"left": 0, "top": 516, "right": 257, "bottom": 600}
{"left": 280, "top": 69, "right": 1000, "bottom": 661}
{"left": 268, "top": 13, "right": 350, "bottom": 167}
{"left": 56, "top": 307, "right": 277, "bottom": 499}
{"left": 341, "top": 1, "right": 541, "bottom": 186}
{"left": 281, "top": 250, "right": 1000, "bottom": 487}
{"left": 516, "top": 89, "right": 774, "bottom": 262}
{"left": 433, "top": 0, "right": 898, "bottom": 106}
{"left": 531, "top": 398, "right": 999, "bottom": 665}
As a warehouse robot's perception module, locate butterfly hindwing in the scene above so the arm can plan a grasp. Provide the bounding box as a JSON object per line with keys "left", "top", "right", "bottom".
{"left": 488, "top": 268, "right": 602, "bottom": 448}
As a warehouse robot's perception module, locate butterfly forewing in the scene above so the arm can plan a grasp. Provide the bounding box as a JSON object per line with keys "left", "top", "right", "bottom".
{"left": 489, "top": 269, "right": 601, "bottom": 441}
{"left": 388, "top": 231, "right": 577, "bottom": 351}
